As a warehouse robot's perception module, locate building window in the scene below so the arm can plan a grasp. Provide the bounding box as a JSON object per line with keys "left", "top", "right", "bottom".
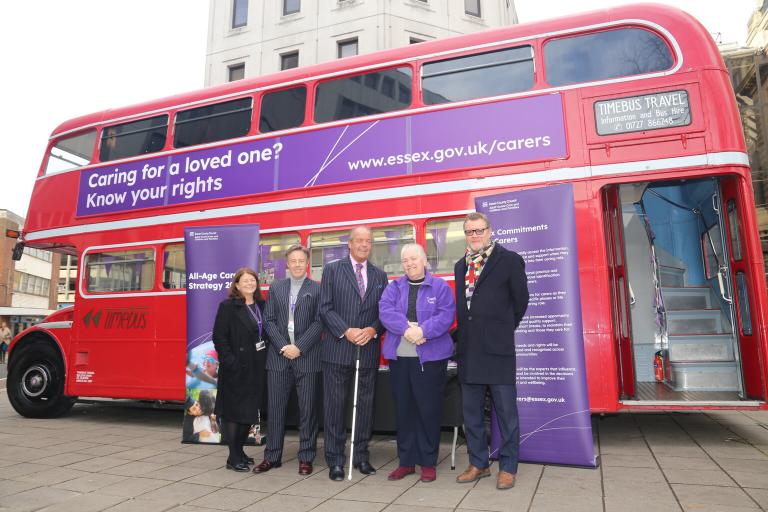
{"left": 14, "top": 272, "right": 51, "bottom": 297}
{"left": 338, "top": 38, "right": 359, "bottom": 59}
{"left": 228, "top": 63, "right": 245, "bottom": 82}
{"left": 281, "top": 51, "right": 299, "bottom": 70}
{"left": 465, "top": 0, "right": 481, "bottom": 17}
{"left": 232, "top": 0, "right": 248, "bottom": 28}
{"left": 283, "top": 0, "right": 300, "bottom": 15}
{"left": 23, "top": 247, "right": 53, "bottom": 262}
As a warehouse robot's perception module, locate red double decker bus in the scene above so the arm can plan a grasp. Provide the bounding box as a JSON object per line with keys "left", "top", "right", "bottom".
{"left": 8, "top": 3, "right": 767, "bottom": 417}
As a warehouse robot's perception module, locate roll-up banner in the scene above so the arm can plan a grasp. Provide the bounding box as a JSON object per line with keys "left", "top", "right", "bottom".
{"left": 182, "top": 224, "right": 260, "bottom": 444}
{"left": 476, "top": 184, "right": 597, "bottom": 467}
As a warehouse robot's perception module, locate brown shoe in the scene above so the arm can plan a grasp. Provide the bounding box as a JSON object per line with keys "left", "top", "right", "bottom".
{"left": 252, "top": 459, "right": 281, "bottom": 474}
{"left": 298, "top": 460, "right": 313, "bottom": 475}
{"left": 496, "top": 471, "right": 516, "bottom": 490}
{"left": 456, "top": 464, "right": 490, "bottom": 483}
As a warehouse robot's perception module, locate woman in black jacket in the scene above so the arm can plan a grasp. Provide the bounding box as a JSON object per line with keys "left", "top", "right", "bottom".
{"left": 212, "top": 267, "right": 267, "bottom": 471}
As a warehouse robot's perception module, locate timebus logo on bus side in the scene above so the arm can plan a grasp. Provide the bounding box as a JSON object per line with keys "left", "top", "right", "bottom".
{"left": 82, "top": 307, "right": 149, "bottom": 330}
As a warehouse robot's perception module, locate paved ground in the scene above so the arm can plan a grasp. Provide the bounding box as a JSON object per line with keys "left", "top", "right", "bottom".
{"left": 0, "top": 391, "right": 766, "bottom": 512}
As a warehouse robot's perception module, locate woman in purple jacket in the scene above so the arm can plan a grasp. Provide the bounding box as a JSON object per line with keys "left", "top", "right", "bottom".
{"left": 379, "top": 243, "right": 456, "bottom": 482}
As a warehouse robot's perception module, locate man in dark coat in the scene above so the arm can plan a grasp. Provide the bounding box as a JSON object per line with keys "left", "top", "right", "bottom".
{"left": 320, "top": 226, "right": 388, "bottom": 481}
{"left": 255, "top": 245, "right": 323, "bottom": 476}
{"left": 454, "top": 212, "right": 529, "bottom": 490}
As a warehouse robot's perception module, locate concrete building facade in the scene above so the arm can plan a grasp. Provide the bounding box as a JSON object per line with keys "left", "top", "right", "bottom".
{"left": 0, "top": 210, "right": 58, "bottom": 337}
{"left": 205, "top": 0, "right": 517, "bottom": 86}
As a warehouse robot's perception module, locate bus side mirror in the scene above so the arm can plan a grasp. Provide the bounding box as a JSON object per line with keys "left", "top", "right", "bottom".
{"left": 12, "top": 242, "right": 25, "bottom": 261}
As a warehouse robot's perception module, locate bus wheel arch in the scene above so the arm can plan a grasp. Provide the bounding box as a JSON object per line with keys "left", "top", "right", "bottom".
{"left": 7, "top": 333, "right": 75, "bottom": 418}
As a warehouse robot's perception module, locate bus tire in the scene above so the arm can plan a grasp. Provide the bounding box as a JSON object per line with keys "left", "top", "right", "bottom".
{"left": 7, "top": 341, "right": 75, "bottom": 418}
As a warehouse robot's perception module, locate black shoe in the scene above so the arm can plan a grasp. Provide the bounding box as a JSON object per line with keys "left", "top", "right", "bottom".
{"left": 241, "top": 454, "right": 255, "bottom": 465}
{"left": 226, "top": 460, "right": 250, "bottom": 472}
{"left": 354, "top": 461, "right": 376, "bottom": 475}
{"left": 329, "top": 465, "right": 345, "bottom": 481}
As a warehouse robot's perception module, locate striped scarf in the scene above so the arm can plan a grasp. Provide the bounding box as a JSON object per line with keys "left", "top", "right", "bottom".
{"left": 465, "top": 241, "right": 494, "bottom": 309}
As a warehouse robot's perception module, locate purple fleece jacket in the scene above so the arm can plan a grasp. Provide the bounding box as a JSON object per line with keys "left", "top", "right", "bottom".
{"left": 379, "top": 271, "right": 455, "bottom": 363}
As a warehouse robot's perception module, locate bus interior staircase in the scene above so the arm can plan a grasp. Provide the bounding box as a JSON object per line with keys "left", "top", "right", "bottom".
{"left": 659, "top": 263, "right": 740, "bottom": 392}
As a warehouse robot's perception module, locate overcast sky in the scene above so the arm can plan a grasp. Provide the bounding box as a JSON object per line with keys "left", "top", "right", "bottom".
{"left": 0, "top": 0, "right": 756, "bottom": 218}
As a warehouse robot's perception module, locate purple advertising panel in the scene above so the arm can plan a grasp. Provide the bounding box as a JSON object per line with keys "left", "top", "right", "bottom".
{"left": 77, "top": 94, "right": 566, "bottom": 216}
{"left": 477, "top": 184, "right": 596, "bottom": 467}
{"left": 183, "top": 224, "right": 260, "bottom": 445}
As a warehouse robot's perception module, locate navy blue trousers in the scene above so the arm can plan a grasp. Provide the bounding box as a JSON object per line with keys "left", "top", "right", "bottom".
{"left": 461, "top": 383, "right": 520, "bottom": 473}
{"left": 388, "top": 357, "right": 448, "bottom": 467}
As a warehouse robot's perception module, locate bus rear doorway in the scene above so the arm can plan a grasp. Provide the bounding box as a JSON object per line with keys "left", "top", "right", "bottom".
{"left": 603, "top": 177, "right": 765, "bottom": 406}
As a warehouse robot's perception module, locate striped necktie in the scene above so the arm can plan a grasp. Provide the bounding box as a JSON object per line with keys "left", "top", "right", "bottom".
{"left": 355, "top": 263, "right": 365, "bottom": 299}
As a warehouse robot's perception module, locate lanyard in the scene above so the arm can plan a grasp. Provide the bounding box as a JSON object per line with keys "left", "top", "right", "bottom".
{"left": 289, "top": 292, "right": 298, "bottom": 313}
{"left": 246, "top": 303, "right": 263, "bottom": 339}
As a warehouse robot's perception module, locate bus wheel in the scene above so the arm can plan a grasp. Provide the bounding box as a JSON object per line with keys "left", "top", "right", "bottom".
{"left": 7, "top": 342, "right": 75, "bottom": 418}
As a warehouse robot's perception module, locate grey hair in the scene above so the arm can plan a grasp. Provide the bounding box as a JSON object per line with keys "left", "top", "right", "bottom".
{"left": 349, "top": 225, "right": 372, "bottom": 240}
{"left": 400, "top": 243, "right": 430, "bottom": 269}
{"left": 463, "top": 212, "right": 491, "bottom": 230}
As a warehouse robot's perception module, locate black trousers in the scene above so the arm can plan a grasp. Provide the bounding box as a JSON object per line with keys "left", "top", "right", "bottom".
{"left": 388, "top": 357, "right": 448, "bottom": 467}
{"left": 265, "top": 368, "right": 320, "bottom": 463}
{"left": 322, "top": 362, "right": 376, "bottom": 467}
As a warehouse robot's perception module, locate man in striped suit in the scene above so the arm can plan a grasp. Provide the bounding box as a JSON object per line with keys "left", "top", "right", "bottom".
{"left": 255, "top": 245, "right": 323, "bottom": 476}
{"left": 320, "top": 226, "right": 388, "bottom": 481}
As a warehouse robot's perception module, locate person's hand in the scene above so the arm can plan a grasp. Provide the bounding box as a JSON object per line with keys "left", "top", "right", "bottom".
{"left": 404, "top": 326, "right": 423, "bottom": 343}
{"left": 345, "top": 328, "right": 363, "bottom": 344}
{"left": 281, "top": 345, "right": 301, "bottom": 359}
{"left": 352, "top": 327, "right": 376, "bottom": 346}
{"left": 414, "top": 337, "right": 427, "bottom": 346}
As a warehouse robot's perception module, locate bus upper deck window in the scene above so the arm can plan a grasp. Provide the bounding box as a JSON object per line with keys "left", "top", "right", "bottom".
{"left": 544, "top": 27, "right": 674, "bottom": 86}
{"left": 422, "top": 45, "right": 534, "bottom": 105}
{"left": 260, "top": 86, "right": 306, "bottom": 133}
{"left": 100, "top": 115, "right": 169, "bottom": 162}
{"left": 314, "top": 67, "right": 412, "bottom": 123}
{"left": 174, "top": 97, "right": 252, "bottom": 148}
{"left": 44, "top": 130, "right": 96, "bottom": 175}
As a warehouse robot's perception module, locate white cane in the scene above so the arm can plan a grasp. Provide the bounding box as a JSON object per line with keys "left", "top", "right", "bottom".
{"left": 347, "top": 345, "right": 361, "bottom": 481}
